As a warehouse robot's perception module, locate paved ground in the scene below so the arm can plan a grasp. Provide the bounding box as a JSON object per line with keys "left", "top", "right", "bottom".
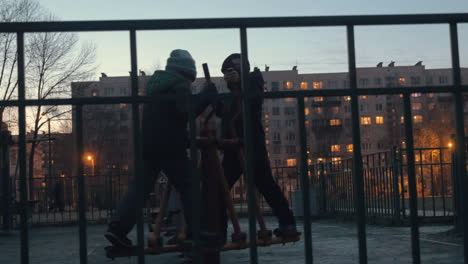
{"left": 0, "top": 217, "right": 464, "bottom": 263}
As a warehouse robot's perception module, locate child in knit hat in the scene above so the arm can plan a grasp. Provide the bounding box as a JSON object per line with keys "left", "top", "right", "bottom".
{"left": 105, "top": 49, "right": 217, "bottom": 248}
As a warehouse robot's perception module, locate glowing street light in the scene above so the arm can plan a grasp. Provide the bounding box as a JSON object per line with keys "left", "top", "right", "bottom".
{"left": 448, "top": 142, "right": 453, "bottom": 148}
{"left": 85, "top": 154, "right": 95, "bottom": 176}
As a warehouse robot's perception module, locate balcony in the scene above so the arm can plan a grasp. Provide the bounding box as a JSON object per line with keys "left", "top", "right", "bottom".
{"left": 311, "top": 98, "right": 342, "bottom": 107}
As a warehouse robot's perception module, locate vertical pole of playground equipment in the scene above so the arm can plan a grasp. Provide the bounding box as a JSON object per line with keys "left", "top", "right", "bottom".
{"left": 189, "top": 83, "right": 203, "bottom": 264}
{"left": 449, "top": 22, "right": 468, "bottom": 263}
{"left": 75, "top": 104, "right": 88, "bottom": 264}
{"left": 346, "top": 25, "right": 368, "bottom": 264}
{"left": 17, "top": 31, "right": 30, "bottom": 264}
{"left": 239, "top": 27, "right": 258, "bottom": 264}
{"left": 201, "top": 63, "right": 221, "bottom": 264}
{"left": 129, "top": 29, "right": 145, "bottom": 264}
{"left": 402, "top": 95, "right": 420, "bottom": 262}
{"left": 297, "top": 97, "right": 313, "bottom": 264}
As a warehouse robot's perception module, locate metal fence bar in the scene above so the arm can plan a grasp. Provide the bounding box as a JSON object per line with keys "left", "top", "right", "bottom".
{"left": 239, "top": 27, "right": 258, "bottom": 264}
{"left": 75, "top": 105, "right": 88, "bottom": 264}
{"left": 1, "top": 14, "right": 468, "bottom": 32}
{"left": 399, "top": 149, "right": 406, "bottom": 218}
{"left": 297, "top": 97, "right": 313, "bottom": 264}
{"left": 402, "top": 93, "right": 421, "bottom": 264}
{"left": 129, "top": 29, "right": 145, "bottom": 264}
{"left": 440, "top": 149, "right": 447, "bottom": 216}
{"left": 17, "top": 31, "right": 29, "bottom": 264}
{"left": 384, "top": 152, "right": 390, "bottom": 216}
{"left": 430, "top": 157, "right": 436, "bottom": 217}
{"left": 419, "top": 149, "right": 425, "bottom": 217}
{"left": 346, "top": 24, "right": 368, "bottom": 264}
{"left": 391, "top": 146, "right": 401, "bottom": 222}
{"left": 449, "top": 22, "right": 468, "bottom": 264}
{"left": 0, "top": 85, "right": 467, "bottom": 108}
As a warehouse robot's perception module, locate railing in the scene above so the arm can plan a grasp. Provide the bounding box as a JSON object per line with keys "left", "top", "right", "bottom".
{"left": 1, "top": 13, "right": 468, "bottom": 264}
{"left": 310, "top": 147, "right": 456, "bottom": 222}
{"left": 0, "top": 167, "right": 300, "bottom": 227}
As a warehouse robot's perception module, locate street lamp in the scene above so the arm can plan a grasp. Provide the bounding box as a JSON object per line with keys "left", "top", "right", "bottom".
{"left": 86, "top": 154, "right": 95, "bottom": 177}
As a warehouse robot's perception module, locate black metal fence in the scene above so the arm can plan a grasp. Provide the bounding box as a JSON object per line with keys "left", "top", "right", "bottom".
{"left": 2, "top": 147, "right": 457, "bottom": 228}
{"left": 1, "top": 167, "right": 301, "bottom": 227}
{"left": 1, "top": 13, "right": 468, "bottom": 264}
{"left": 310, "top": 147, "right": 456, "bottom": 223}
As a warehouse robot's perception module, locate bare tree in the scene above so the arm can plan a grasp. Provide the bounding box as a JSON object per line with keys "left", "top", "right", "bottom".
{"left": 0, "top": 0, "right": 42, "bottom": 126}
{"left": 26, "top": 30, "right": 95, "bottom": 197}
{"left": 0, "top": 0, "right": 96, "bottom": 198}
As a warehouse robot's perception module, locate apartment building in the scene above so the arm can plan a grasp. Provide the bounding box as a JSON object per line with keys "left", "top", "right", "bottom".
{"left": 71, "top": 63, "right": 468, "bottom": 172}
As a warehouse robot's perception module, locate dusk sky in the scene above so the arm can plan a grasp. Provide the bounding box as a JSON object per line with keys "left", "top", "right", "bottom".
{"left": 37, "top": 0, "right": 468, "bottom": 78}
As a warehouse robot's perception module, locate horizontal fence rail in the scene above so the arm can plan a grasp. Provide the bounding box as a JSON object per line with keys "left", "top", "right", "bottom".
{"left": 1, "top": 12, "right": 467, "bottom": 264}
{"left": 0, "top": 13, "right": 468, "bottom": 32}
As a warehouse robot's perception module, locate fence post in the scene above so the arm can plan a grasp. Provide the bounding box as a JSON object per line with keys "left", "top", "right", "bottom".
{"left": 1, "top": 124, "right": 12, "bottom": 230}
{"left": 451, "top": 150, "right": 461, "bottom": 231}
{"left": 319, "top": 162, "right": 326, "bottom": 214}
{"left": 391, "top": 146, "right": 401, "bottom": 224}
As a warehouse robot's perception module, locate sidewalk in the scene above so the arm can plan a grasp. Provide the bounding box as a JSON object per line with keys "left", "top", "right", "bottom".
{"left": 0, "top": 217, "right": 463, "bottom": 263}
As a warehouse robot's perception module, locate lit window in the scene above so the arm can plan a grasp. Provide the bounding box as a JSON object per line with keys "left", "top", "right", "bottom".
{"left": 332, "top": 157, "right": 341, "bottom": 162}
{"left": 331, "top": 145, "right": 341, "bottom": 152}
{"left": 284, "top": 81, "right": 293, "bottom": 90}
{"left": 265, "top": 114, "right": 269, "bottom": 118}
{"left": 304, "top": 97, "right": 309, "bottom": 102}
{"left": 398, "top": 77, "right": 406, "bottom": 85}
{"left": 413, "top": 115, "right": 423, "bottom": 123}
{"left": 344, "top": 96, "right": 351, "bottom": 101}
{"left": 266, "top": 140, "right": 270, "bottom": 144}
{"left": 287, "top": 159, "right": 297, "bottom": 166}
{"left": 375, "top": 116, "right": 384, "bottom": 125}
{"left": 330, "top": 119, "right": 342, "bottom": 126}
{"left": 360, "top": 117, "right": 372, "bottom": 125}
{"left": 412, "top": 103, "right": 422, "bottom": 110}
{"left": 91, "top": 90, "right": 99, "bottom": 97}
{"left": 304, "top": 107, "right": 310, "bottom": 116}
{"left": 347, "top": 144, "right": 353, "bottom": 152}
{"left": 411, "top": 93, "right": 421, "bottom": 97}
{"left": 360, "top": 95, "right": 368, "bottom": 99}
{"left": 119, "top": 103, "right": 127, "bottom": 109}
{"left": 300, "top": 82, "right": 308, "bottom": 90}
{"left": 400, "top": 116, "right": 405, "bottom": 124}
{"left": 284, "top": 98, "right": 295, "bottom": 102}
{"left": 314, "top": 107, "right": 323, "bottom": 114}
{"left": 314, "top": 97, "right": 324, "bottom": 102}
{"left": 312, "top": 81, "right": 323, "bottom": 89}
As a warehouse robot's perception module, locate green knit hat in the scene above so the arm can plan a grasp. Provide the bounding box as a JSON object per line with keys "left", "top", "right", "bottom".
{"left": 165, "top": 49, "right": 197, "bottom": 81}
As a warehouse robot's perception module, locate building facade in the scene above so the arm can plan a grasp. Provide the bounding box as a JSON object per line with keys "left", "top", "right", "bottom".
{"left": 71, "top": 63, "right": 468, "bottom": 173}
